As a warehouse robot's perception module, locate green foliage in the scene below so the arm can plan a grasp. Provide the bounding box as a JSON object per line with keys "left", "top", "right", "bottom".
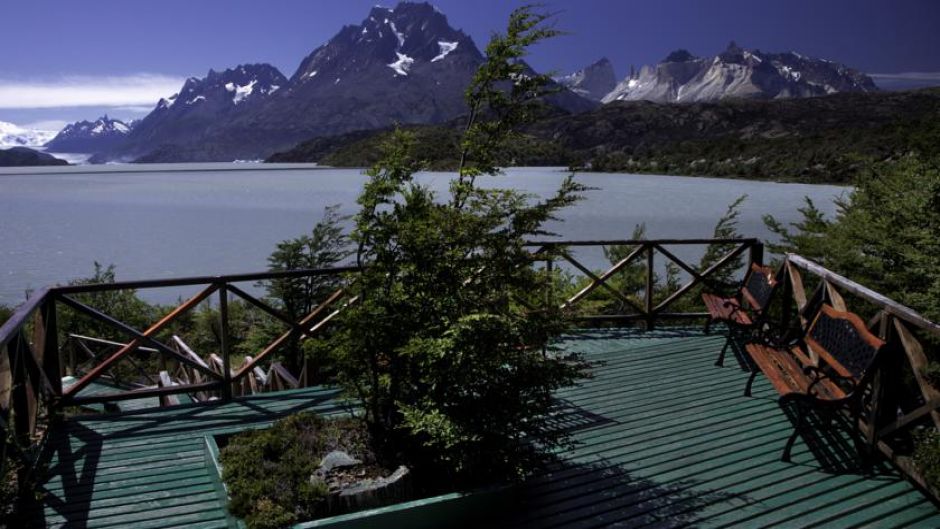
{"left": 0, "top": 304, "right": 11, "bottom": 325}
{"left": 763, "top": 155, "right": 940, "bottom": 322}
{"left": 220, "top": 413, "right": 370, "bottom": 529}
{"left": 915, "top": 429, "right": 940, "bottom": 492}
{"left": 57, "top": 263, "right": 159, "bottom": 385}
{"left": 272, "top": 87, "right": 940, "bottom": 185}
{"left": 763, "top": 197, "right": 834, "bottom": 264}
{"left": 700, "top": 195, "right": 747, "bottom": 289}
{"left": 262, "top": 205, "right": 350, "bottom": 321}
{"left": 325, "top": 6, "right": 588, "bottom": 487}
{"left": 257, "top": 206, "right": 350, "bottom": 371}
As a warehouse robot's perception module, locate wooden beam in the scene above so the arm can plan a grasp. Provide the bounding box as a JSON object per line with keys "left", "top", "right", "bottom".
{"left": 60, "top": 285, "right": 220, "bottom": 398}
{"left": 893, "top": 318, "right": 940, "bottom": 429}
{"left": 171, "top": 336, "right": 209, "bottom": 369}
{"left": 824, "top": 280, "right": 848, "bottom": 312}
{"left": 561, "top": 246, "right": 646, "bottom": 312}
{"left": 62, "top": 380, "right": 220, "bottom": 406}
{"left": 51, "top": 266, "right": 360, "bottom": 295}
{"left": 233, "top": 288, "right": 348, "bottom": 381}
{"left": 226, "top": 284, "right": 322, "bottom": 340}
{"left": 218, "top": 286, "right": 232, "bottom": 401}
{"left": 787, "top": 254, "right": 940, "bottom": 336}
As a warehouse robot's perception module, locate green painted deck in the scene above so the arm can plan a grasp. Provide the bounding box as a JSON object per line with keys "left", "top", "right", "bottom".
{"left": 30, "top": 330, "right": 939, "bottom": 528}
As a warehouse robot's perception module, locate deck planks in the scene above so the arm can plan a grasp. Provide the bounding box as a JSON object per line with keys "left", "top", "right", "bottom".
{"left": 30, "top": 329, "right": 939, "bottom": 528}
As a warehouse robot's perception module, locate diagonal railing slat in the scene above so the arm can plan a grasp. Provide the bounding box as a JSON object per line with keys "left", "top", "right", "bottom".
{"left": 59, "top": 284, "right": 221, "bottom": 399}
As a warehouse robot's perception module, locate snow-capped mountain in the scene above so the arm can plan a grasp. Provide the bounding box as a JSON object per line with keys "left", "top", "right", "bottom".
{"left": 101, "top": 2, "right": 594, "bottom": 162}
{"left": 0, "top": 121, "right": 57, "bottom": 149}
{"left": 603, "top": 42, "right": 877, "bottom": 104}
{"left": 557, "top": 58, "right": 617, "bottom": 101}
{"left": 153, "top": 64, "right": 286, "bottom": 112}
{"left": 110, "top": 64, "right": 288, "bottom": 160}
{"left": 43, "top": 116, "right": 135, "bottom": 153}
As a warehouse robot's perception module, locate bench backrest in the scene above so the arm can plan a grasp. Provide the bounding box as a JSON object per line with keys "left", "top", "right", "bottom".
{"left": 741, "top": 263, "right": 777, "bottom": 313}
{"left": 805, "top": 304, "right": 886, "bottom": 381}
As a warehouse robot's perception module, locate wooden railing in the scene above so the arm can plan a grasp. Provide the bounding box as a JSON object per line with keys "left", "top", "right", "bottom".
{"left": 527, "top": 238, "right": 764, "bottom": 327}
{"left": 0, "top": 238, "right": 762, "bottom": 482}
{"left": 777, "top": 254, "right": 940, "bottom": 485}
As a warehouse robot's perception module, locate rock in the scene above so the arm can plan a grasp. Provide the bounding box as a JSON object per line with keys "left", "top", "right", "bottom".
{"left": 318, "top": 451, "right": 361, "bottom": 474}
{"left": 334, "top": 465, "right": 412, "bottom": 513}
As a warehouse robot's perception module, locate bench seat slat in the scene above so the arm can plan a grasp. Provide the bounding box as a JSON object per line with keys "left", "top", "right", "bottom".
{"left": 702, "top": 293, "right": 752, "bottom": 325}
{"left": 745, "top": 343, "right": 847, "bottom": 401}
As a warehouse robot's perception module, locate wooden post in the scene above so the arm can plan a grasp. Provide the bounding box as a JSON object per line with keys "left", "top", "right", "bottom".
{"left": 645, "top": 244, "right": 654, "bottom": 330}
{"left": 36, "top": 297, "right": 61, "bottom": 398}
{"left": 218, "top": 285, "right": 232, "bottom": 401}
{"left": 749, "top": 242, "right": 764, "bottom": 267}
{"left": 7, "top": 333, "right": 35, "bottom": 443}
{"left": 779, "top": 266, "right": 794, "bottom": 336}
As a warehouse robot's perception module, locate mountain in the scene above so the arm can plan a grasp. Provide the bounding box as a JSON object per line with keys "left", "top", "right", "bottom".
{"left": 106, "top": 64, "right": 287, "bottom": 161}
{"left": 556, "top": 58, "right": 617, "bottom": 101}
{"left": 0, "top": 121, "right": 57, "bottom": 149}
{"left": 43, "top": 115, "right": 135, "bottom": 153}
{"left": 100, "top": 1, "right": 594, "bottom": 163}
{"left": 272, "top": 87, "right": 940, "bottom": 184}
{"left": 603, "top": 42, "right": 877, "bottom": 104}
{"left": 0, "top": 147, "right": 69, "bottom": 167}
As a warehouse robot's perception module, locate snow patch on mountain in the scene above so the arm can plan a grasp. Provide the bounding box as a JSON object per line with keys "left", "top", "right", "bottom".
{"left": 431, "top": 41, "right": 458, "bottom": 62}
{"left": 388, "top": 52, "right": 415, "bottom": 76}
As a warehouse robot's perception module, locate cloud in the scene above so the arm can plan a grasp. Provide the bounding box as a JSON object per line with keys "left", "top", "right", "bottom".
{"left": 0, "top": 74, "right": 184, "bottom": 109}
{"left": 22, "top": 120, "right": 69, "bottom": 131}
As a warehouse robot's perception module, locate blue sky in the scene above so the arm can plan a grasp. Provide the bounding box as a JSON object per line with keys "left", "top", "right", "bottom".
{"left": 2, "top": 0, "right": 938, "bottom": 130}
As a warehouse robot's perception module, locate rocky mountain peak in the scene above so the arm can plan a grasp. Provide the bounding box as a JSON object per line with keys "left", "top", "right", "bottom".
{"left": 44, "top": 115, "right": 135, "bottom": 153}
{"left": 556, "top": 57, "right": 618, "bottom": 101}
{"left": 292, "top": 1, "right": 480, "bottom": 84}
{"left": 158, "top": 64, "right": 287, "bottom": 110}
{"left": 604, "top": 43, "right": 877, "bottom": 104}
{"left": 663, "top": 49, "right": 697, "bottom": 63}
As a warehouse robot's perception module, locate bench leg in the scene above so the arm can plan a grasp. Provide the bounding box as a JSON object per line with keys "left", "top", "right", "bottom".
{"left": 744, "top": 369, "right": 758, "bottom": 397}
{"left": 715, "top": 335, "right": 731, "bottom": 367}
{"left": 782, "top": 402, "right": 808, "bottom": 463}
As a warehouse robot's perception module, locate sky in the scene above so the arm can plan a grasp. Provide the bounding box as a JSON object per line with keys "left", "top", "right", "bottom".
{"left": 2, "top": 0, "right": 939, "bottom": 130}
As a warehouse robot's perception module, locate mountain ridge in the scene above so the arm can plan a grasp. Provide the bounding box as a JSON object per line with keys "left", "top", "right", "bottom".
{"left": 603, "top": 41, "right": 877, "bottom": 103}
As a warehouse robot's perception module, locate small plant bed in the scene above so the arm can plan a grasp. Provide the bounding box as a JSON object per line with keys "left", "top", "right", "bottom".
{"left": 219, "top": 413, "right": 409, "bottom": 529}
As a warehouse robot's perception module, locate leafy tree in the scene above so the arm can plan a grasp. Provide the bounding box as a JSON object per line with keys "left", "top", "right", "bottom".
{"left": 262, "top": 205, "right": 350, "bottom": 322}
{"left": 255, "top": 206, "right": 351, "bottom": 371}
{"left": 763, "top": 155, "right": 940, "bottom": 322}
{"left": 326, "top": 6, "right": 588, "bottom": 487}
{"left": 699, "top": 194, "right": 747, "bottom": 289}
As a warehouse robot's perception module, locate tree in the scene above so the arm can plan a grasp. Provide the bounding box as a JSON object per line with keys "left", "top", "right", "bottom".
{"left": 257, "top": 206, "right": 350, "bottom": 371}
{"left": 763, "top": 155, "right": 940, "bottom": 322}
{"left": 326, "top": 6, "right": 588, "bottom": 487}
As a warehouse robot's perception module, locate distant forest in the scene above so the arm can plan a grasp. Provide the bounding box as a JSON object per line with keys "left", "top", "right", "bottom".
{"left": 269, "top": 87, "right": 940, "bottom": 185}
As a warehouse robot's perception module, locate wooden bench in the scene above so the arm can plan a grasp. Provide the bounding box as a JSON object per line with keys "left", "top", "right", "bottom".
{"left": 744, "top": 304, "right": 886, "bottom": 462}
{"left": 702, "top": 262, "right": 778, "bottom": 366}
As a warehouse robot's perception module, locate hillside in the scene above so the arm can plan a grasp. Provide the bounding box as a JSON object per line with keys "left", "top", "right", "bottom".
{"left": 0, "top": 147, "right": 69, "bottom": 167}
{"left": 269, "top": 88, "right": 940, "bottom": 184}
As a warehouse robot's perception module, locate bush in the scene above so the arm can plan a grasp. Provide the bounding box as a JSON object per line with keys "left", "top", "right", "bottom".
{"left": 220, "top": 413, "right": 371, "bottom": 529}
{"left": 915, "top": 429, "right": 940, "bottom": 491}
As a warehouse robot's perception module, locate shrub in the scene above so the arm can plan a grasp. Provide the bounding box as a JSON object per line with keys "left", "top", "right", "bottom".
{"left": 220, "top": 413, "right": 370, "bottom": 529}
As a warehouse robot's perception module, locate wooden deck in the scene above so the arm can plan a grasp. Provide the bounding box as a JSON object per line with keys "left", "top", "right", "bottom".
{"left": 29, "top": 329, "right": 939, "bottom": 528}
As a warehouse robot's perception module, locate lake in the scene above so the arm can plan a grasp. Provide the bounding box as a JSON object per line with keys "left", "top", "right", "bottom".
{"left": 0, "top": 164, "right": 848, "bottom": 306}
